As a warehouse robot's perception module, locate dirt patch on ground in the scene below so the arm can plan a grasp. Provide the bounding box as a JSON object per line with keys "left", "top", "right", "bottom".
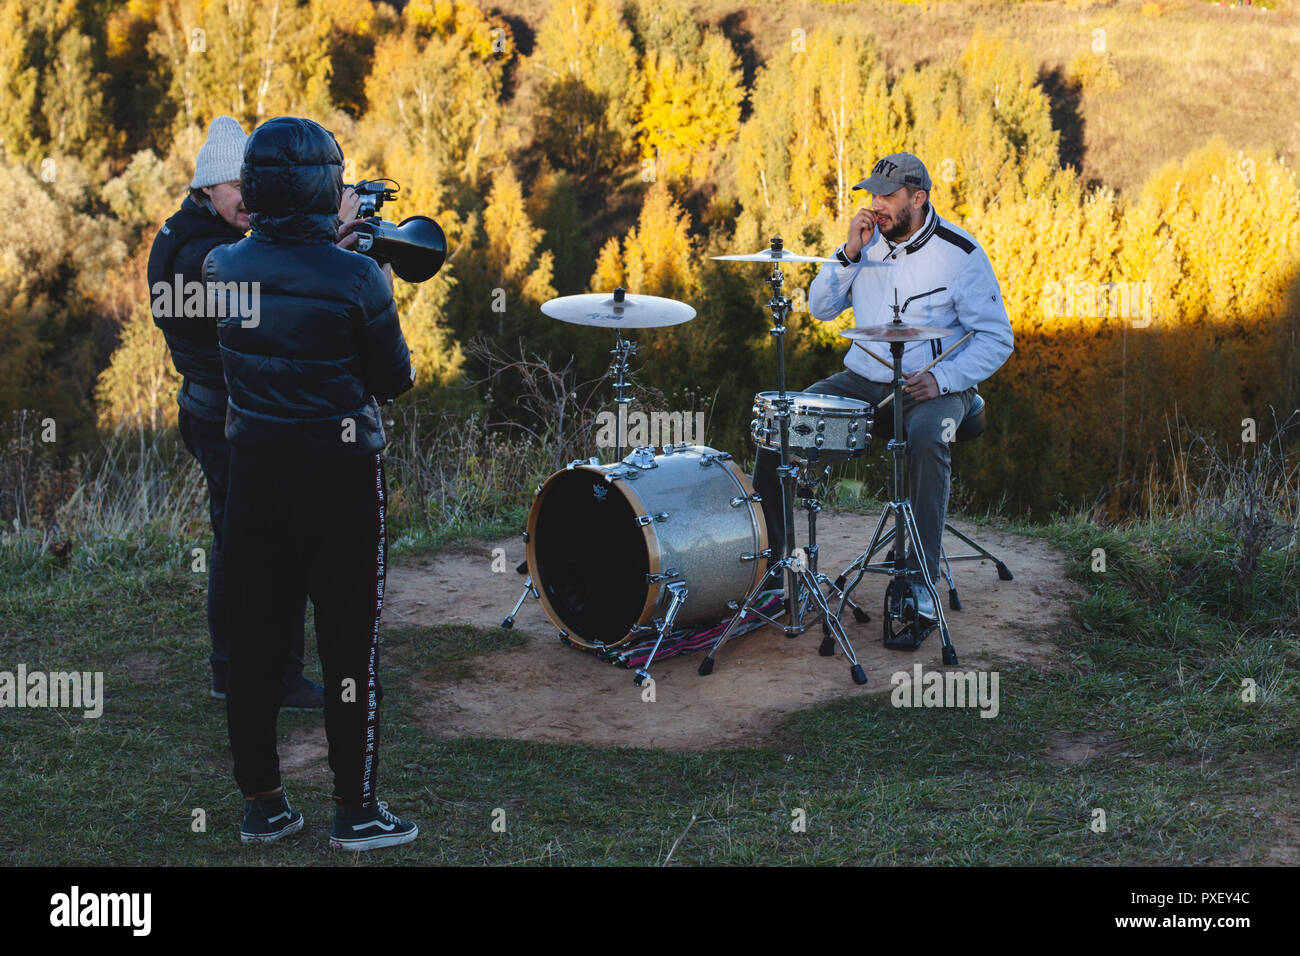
{"left": 115, "top": 651, "right": 166, "bottom": 683}
{"left": 1044, "top": 732, "right": 1126, "bottom": 766}
{"left": 383, "top": 513, "right": 1083, "bottom": 751}
{"left": 279, "top": 724, "right": 330, "bottom": 784}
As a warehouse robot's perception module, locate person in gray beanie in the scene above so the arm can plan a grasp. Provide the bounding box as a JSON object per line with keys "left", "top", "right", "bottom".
{"left": 147, "top": 116, "right": 361, "bottom": 707}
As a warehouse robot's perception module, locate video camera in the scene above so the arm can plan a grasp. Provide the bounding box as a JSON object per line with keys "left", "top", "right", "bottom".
{"left": 345, "top": 179, "right": 447, "bottom": 283}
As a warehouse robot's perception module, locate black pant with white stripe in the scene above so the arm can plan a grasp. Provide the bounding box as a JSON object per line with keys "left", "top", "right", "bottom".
{"left": 223, "top": 447, "right": 388, "bottom": 810}
{"left": 177, "top": 407, "right": 308, "bottom": 689}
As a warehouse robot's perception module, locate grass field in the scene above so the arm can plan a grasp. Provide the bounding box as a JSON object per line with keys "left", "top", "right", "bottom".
{"left": 3, "top": 508, "right": 1295, "bottom": 865}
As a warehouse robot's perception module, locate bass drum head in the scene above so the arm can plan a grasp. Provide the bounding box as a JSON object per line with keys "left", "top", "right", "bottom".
{"left": 526, "top": 467, "right": 652, "bottom": 647}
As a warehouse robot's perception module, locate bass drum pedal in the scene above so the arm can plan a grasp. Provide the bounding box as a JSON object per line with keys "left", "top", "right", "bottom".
{"left": 882, "top": 576, "right": 937, "bottom": 651}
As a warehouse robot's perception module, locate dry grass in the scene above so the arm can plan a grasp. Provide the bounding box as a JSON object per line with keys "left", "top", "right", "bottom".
{"left": 499, "top": 0, "right": 1300, "bottom": 196}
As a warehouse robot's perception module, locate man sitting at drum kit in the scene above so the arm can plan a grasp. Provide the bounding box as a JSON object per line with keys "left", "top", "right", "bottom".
{"left": 752, "top": 152, "right": 1013, "bottom": 625}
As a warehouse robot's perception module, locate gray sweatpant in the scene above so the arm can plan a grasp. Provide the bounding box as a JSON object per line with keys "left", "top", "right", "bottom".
{"left": 752, "top": 368, "right": 975, "bottom": 579}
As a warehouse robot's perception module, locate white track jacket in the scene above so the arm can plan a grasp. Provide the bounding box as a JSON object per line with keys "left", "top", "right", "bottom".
{"left": 807, "top": 204, "right": 1014, "bottom": 395}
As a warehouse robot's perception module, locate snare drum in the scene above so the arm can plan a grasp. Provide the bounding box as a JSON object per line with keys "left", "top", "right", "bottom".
{"left": 751, "top": 391, "right": 873, "bottom": 460}
{"left": 525, "top": 445, "right": 768, "bottom": 649}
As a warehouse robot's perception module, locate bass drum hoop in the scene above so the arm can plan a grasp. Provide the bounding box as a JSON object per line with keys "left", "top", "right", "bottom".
{"left": 524, "top": 451, "right": 766, "bottom": 651}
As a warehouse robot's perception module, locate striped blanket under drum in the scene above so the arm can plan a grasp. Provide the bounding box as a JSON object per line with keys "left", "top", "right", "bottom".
{"left": 561, "top": 591, "right": 786, "bottom": 669}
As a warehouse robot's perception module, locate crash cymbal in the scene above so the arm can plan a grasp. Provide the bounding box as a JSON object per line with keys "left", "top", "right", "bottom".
{"left": 540, "top": 289, "right": 696, "bottom": 329}
{"left": 841, "top": 322, "right": 951, "bottom": 343}
{"left": 713, "top": 248, "right": 838, "bottom": 264}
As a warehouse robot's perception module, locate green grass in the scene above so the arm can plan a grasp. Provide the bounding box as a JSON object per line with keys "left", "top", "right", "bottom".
{"left": 2, "top": 504, "right": 1296, "bottom": 866}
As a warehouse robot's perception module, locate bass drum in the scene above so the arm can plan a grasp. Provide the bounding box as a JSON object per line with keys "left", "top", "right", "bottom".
{"left": 526, "top": 445, "right": 768, "bottom": 650}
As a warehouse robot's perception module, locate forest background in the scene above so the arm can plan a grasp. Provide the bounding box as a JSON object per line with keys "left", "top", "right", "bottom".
{"left": 3, "top": 0, "right": 1299, "bottom": 529}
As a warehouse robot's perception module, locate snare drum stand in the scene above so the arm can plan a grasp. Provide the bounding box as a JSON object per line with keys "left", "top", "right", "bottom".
{"left": 833, "top": 308, "right": 959, "bottom": 666}
{"left": 698, "top": 238, "right": 867, "bottom": 685}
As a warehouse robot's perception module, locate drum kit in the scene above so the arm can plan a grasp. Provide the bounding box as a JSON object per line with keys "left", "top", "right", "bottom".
{"left": 501, "top": 236, "right": 992, "bottom": 687}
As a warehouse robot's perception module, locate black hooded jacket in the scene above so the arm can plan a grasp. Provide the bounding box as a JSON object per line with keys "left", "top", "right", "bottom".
{"left": 147, "top": 194, "right": 246, "bottom": 421}
{"left": 204, "top": 117, "right": 414, "bottom": 457}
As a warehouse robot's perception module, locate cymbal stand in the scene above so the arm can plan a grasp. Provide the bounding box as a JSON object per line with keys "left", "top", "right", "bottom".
{"left": 698, "top": 238, "right": 867, "bottom": 685}
{"left": 504, "top": 291, "right": 640, "bottom": 630}
{"left": 833, "top": 298, "right": 959, "bottom": 665}
{"left": 609, "top": 328, "right": 637, "bottom": 464}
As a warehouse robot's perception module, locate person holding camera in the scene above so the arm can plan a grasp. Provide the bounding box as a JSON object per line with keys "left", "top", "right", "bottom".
{"left": 204, "top": 116, "right": 418, "bottom": 850}
{"left": 148, "top": 115, "right": 343, "bottom": 709}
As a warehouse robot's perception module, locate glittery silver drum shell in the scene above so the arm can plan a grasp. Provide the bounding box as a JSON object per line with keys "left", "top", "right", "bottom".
{"left": 525, "top": 445, "right": 768, "bottom": 650}
{"left": 751, "top": 391, "right": 874, "bottom": 460}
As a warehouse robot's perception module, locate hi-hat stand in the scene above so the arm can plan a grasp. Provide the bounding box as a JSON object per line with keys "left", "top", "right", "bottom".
{"left": 833, "top": 296, "right": 959, "bottom": 665}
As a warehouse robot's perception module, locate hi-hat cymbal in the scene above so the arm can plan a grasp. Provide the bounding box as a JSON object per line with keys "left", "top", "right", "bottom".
{"left": 841, "top": 322, "right": 951, "bottom": 343}
{"left": 540, "top": 290, "right": 696, "bottom": 329}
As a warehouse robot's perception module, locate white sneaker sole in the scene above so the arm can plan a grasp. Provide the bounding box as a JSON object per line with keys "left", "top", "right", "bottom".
{"left": 329, "top": 823, "right": 419, "bottom": 851}
{"left": 240, "top": 814, "right": 304, "bottom": 845}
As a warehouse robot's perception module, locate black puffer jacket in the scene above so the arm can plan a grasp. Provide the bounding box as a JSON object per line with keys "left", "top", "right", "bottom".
{"left": 204, "top": 117, "right": 414, "bottom": 457}
{"left": 147, "top": 195, "right": 246, "bottom": 421}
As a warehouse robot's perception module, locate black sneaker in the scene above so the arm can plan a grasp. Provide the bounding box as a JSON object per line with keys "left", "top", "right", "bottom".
{"left": 211, "top": 667, "right": 228, "bottom": 700}
{"left": 281, "top": 677, "right": 324, "bottom": 710}
{"left": 240, "top": 792, "right": 304, "bottom": 845}
{"left": 329, "top": 801, "right": 418, "bottom": 851}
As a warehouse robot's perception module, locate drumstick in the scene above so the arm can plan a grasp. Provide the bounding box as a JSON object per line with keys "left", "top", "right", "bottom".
{"left": 876, "top": 330, "right": 975, "bottom": 409}
{"left": 852, "top": 341, "right": 895, "bottom": 370}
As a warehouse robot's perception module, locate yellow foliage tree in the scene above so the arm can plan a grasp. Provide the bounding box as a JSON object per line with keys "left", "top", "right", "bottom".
{"left": 481, "top": 166, "right": 556, "bottom": 309}
{"left": 149, "top": 0, "right": 348, "bottom": 136}
{"left": 637, "top": 35, "right": 743, "bottom": 184}
{"left": 94, "top": 301, "right": 181, "bottom": 431}
{"left": 531, "top": 0, "right": 643, "bottom": 178}
{"left": 361, "top": 0, "right": 510, "bottom": 188}
{"left": 590, "top": 182, "right": 696, "bottom": 301}
{"left": 0, "top": 0, "right": 119, "bottom": 165}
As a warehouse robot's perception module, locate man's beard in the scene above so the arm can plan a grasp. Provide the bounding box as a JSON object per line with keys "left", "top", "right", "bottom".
{"left": 880, "top": 210, "right": 918, "bottom": 242}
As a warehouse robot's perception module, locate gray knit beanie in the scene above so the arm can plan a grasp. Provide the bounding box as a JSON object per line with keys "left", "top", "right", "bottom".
{"left": 191, "top": 116, "right": 248, "bottom": 189}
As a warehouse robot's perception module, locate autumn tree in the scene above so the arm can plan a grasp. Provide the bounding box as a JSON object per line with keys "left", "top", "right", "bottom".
{"left": 0, "top": 0, "right": 119, "bottom": 166}
{"left": 148, "top": 0, "right": 350, "bottom": 137}
{"left": 447, "top": 165, "right": 556, "bottom": 350}
{"left": 730, "top": 29, "right": 894, "bottom": 255}
{"left": 592, "top": 181, "right": 696, "bottom": 301}
{"left": 0, "top": 155, "right": 126, "bottom": 430}
{"left": 360, "top": 0, "right": 511, "bottom": 191}
{"left": 637, "top": 36, "right": 743, "bottom": 185}
{"left": 530, "top": 0, "right": 643, "bottom": 179}
{"left": 526, "top": 161, "right": 595, "bottom": 294}
{"left": 94, "top": 300, "right": 181, "bottom": 430}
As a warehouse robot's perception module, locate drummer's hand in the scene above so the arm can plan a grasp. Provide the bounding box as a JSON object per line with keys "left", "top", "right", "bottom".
{"left": 845, "top": 208, "right": 876, "bottom": 260}
{"left": 903, "top": 371, "right": 939, "bottom": 402}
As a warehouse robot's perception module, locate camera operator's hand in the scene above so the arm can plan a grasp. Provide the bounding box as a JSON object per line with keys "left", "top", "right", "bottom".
{"left": 336, "top": 216, "right": 375, "bottom": 250}
{"left": 381, "top": 262, "right": 394, "bottom": 292}
{"left": 339, "top": 186, "right": 361, "bottom": 226}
